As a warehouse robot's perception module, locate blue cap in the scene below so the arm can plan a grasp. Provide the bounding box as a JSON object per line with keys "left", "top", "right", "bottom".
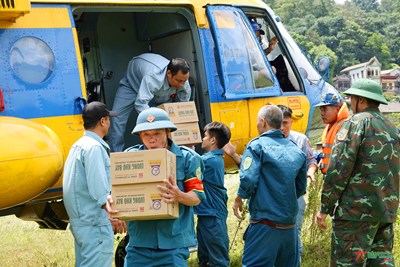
{"left": 315, "top": 93, "right": 342, "bottom": 107}
{"left": 250, "top": 21, "right": 265, "bottom": 35}
{"left": 132, "top": 107, "right": 177, "bottom": 135}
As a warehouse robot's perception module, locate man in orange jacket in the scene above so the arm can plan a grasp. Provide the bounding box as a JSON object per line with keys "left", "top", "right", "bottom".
{"left": 315, "top": 92, "right": 349, "bottom": 174}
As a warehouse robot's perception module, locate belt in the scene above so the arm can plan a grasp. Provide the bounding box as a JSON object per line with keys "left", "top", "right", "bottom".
{"left": 256, "top": 219, "right": 296, "bottom": 230}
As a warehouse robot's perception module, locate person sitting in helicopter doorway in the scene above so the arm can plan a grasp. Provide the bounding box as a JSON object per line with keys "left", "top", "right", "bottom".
{"left": 250, "top": 20, "right": 296, "bottom": 92}
{"left": 194, "top": 122, "right": 231, "bottom": 267}
{"left": 108, "top": 53, "right": 192, "bottom": 152}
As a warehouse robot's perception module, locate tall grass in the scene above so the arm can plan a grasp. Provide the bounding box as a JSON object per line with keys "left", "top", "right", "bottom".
{"left": 0, "top": 172, "right": 399, "bottom": 266}
{"left": 0, "top": 215, "right": 75, "bottom": 266}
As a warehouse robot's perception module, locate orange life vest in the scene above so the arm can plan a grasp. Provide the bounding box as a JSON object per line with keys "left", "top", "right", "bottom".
{"left": 320, "top": 104, "right": 350, "bottom": 174}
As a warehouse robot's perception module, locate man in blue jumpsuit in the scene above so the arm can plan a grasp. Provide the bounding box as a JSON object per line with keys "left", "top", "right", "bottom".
{"left": 109, "top": 53, "right": 191, "bottom": 152}
{"left": 63, "top": 101, "right": 122, "bottom": 267}
{"left": 233, "top": 105, "right": 307, "bottom": 267}
{"left": 194, "top": 122, "right": 231, "bottom": 267}
{"left": 123, "top": 107, "right": 205, "bottom": 266}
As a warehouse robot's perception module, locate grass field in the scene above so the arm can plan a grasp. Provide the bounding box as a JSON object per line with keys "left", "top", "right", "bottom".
{"left": 0, "top": 172, "right": 399, "bottom": 266}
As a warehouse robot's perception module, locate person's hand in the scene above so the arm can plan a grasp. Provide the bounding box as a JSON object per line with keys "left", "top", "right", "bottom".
{"left": 223, "top": 141, "right": 242, "bottom": 165}
{"left": 103, "top": 195, "right": 119, "bottom": 216}
{"left": 316, "top": 211, "right": 328, "bottom": 230}
{"left": 269, "top": 36, "right": 278, "bottom": 51}
{"left": 223, "top": 141, "right": 237, "bottom": 157}
{"left": 157, "top": 175, "right": 181, "bottom": 203}
{"left": 307, "top": 172, "right": 316, "bottom": 185}
{"left": 109, "top": 217, "right": 127, "bottom": 234}
{"left": 232, "top": 195, "right": 244, "bottom": 220}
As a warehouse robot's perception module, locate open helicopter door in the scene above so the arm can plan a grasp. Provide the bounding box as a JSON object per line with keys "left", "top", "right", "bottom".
{"left": 205, "top": 5, "right": 282, "bottom": 99}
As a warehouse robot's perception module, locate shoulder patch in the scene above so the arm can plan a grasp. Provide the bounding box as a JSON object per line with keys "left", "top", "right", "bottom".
{"left": 337, "top": 128, "right": 348, "bottom": 141}
{"left": 196, "top": 167, "right": 202, "bottom": 179}
{"left": 243, "top": 156, "right": 253, "bottom": 170}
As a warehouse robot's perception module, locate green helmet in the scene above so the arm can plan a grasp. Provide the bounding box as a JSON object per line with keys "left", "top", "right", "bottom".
{"left": 131, "top": 107, "right": 177, "bottom": 135}
{"left": 344, "top": 79, "right": 388, "bottom": 105}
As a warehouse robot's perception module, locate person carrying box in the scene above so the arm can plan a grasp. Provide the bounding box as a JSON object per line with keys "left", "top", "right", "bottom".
{"left": 123, "top": 107, "right": 205, "bottom": 266}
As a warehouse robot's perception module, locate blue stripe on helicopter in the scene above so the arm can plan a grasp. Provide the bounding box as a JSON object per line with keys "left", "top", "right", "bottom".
{"left": 0, "top": 27, "right": 84, "bottom": 119}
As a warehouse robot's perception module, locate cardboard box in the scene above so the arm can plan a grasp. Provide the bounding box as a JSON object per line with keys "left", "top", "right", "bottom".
{"left": 112, "top": 182, "right": 179, "bottom": 220}
{"left": 170, "top": 122, "right": 202, "bottom": 145}
{"left": 158, "top": 101, "right": 198, "bottom": 124}
{"left": 111, "top": 149, "right": 176, "bottom": 185}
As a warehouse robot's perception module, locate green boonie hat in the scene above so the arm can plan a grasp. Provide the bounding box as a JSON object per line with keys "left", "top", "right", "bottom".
{"left": 344, "top": 79, "right": 388, "bottom": 105}
{"left": 132, "top": 107, "right": 177, "bottom": 135}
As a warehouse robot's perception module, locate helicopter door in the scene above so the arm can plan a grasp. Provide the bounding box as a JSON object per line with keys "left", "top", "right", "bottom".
{"left": 0, "top": 4, "right": 85, "bottom": 119}
{"left": 205, "top": 5, "right": 281, "bottom": 100}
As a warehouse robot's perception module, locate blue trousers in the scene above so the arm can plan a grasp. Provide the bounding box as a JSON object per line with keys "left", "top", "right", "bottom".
{"left": 70, "top": 225, "right": 114, "bottom": 267}
{"left": 109, "top": 85, "right": 138, "bottom": 152}
{"left": 296, "top": 196, "right": 306, "bottom": 265}
{"left": 242, "top": 222, "right": 299, "bottom": 267}
{"left": 124, "top": 247, "right": 190, "bottom": 267}
{"left": 196, "top": 216, "right": 230, "bottom": 267}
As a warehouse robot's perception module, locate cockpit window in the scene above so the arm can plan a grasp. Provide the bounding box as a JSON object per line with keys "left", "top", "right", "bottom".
{"left": 206, "top": 6, "right": 281, "bottom": 99}
{"left": 10, "top": 37, "right": 55, "bottom": 84}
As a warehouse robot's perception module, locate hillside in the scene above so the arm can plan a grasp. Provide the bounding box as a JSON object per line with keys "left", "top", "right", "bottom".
{"left": 266, "top": 0, "right": 400, "bottom": 79}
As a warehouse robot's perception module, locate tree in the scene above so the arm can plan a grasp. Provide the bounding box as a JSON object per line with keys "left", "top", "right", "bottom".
{"left": 352, "top": 0, "right": 379, "bottom": 12}
{"left": 380, "top": 0, "right": 400, "bottom": 12}
{"left": 310, "top": 44, "right": 338, "bottom": 82}
{"left": 268, "top": 0, "right": 400, "bottom": 78}
{"left": 365, "top": 33, "right": 391, "bottom": 69}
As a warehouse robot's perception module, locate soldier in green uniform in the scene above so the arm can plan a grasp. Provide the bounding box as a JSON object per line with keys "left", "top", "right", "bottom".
{"left": 316, "top": 78, "right": 399, "bottom": 266}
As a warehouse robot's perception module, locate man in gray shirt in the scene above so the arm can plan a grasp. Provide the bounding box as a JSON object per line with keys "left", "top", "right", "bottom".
{"left": 109, "top": 53, "right": 191, "bottom": 152}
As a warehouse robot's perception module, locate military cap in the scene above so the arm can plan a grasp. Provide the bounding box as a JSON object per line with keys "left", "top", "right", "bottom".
{"left": 344, "top": 79, "right": 388, "bottom": 105}
{"left": 132, "top": 107, "right": 177, "bottom": 135}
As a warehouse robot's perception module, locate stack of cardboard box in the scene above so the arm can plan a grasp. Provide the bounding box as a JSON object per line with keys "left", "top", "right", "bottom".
{"left": 158, "top": 101, "right": 202, "bottom": 145}
{"left": 110, "top": 149, "right": 179, "bottom": 220}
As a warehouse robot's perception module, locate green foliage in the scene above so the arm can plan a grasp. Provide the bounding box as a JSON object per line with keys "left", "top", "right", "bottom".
{"left": 265, "top": 0, "right": 400, "bottom": 77}
{"left": 301, "top": 173, "right": 332, "bottom": 266}
{"left": 188, "top": 156, "right": 400, "bottom": 266}
{"left": 352, "top": 0, "right": 379, "bottom": 12}
{"left": 1, "top": 164, "right": 400, "bottom": 266}
{"left": 384, "top": 112, "right": 400, "bottom": 126}
{"left": 309, "top": 44, "right": 338, "bottom": 82}
{"left": 383, "top": 93, "right": 399, "bottom": 102}
{"left": 381, "top": 0, "right": 400, "bottom": 12}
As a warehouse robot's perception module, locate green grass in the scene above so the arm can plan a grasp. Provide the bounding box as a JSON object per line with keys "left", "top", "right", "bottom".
{"left": 0, "top": 215, "right": 75, "bottom": 266}
{"left": 0, "top": 172, "right": 399, "bottom": 266}
{"left": 1, "top": 112, "right": 399, "bottom": 266}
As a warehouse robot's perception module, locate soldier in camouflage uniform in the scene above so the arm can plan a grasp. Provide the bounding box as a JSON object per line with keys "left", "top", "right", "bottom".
{"left": 316, "top": 79, "right": 399, "bottom": 266}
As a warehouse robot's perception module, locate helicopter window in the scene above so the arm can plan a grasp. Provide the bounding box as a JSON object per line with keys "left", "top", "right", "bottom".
{"left": 10, "top": 37, "right": 55, "bottom": 84}
{"left": 251, "top": 17, "right": 299, "bottom": 92}
{"left": 206, "top": 6, "right": 281, "bottom": 99}
{"left": 241, "top": 16, "right": 275, "bottom": 90}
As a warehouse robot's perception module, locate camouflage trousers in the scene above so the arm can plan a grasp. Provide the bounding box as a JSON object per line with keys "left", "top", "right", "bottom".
{"left": 330, "top": 220, "right": 394, "bottom": 267}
